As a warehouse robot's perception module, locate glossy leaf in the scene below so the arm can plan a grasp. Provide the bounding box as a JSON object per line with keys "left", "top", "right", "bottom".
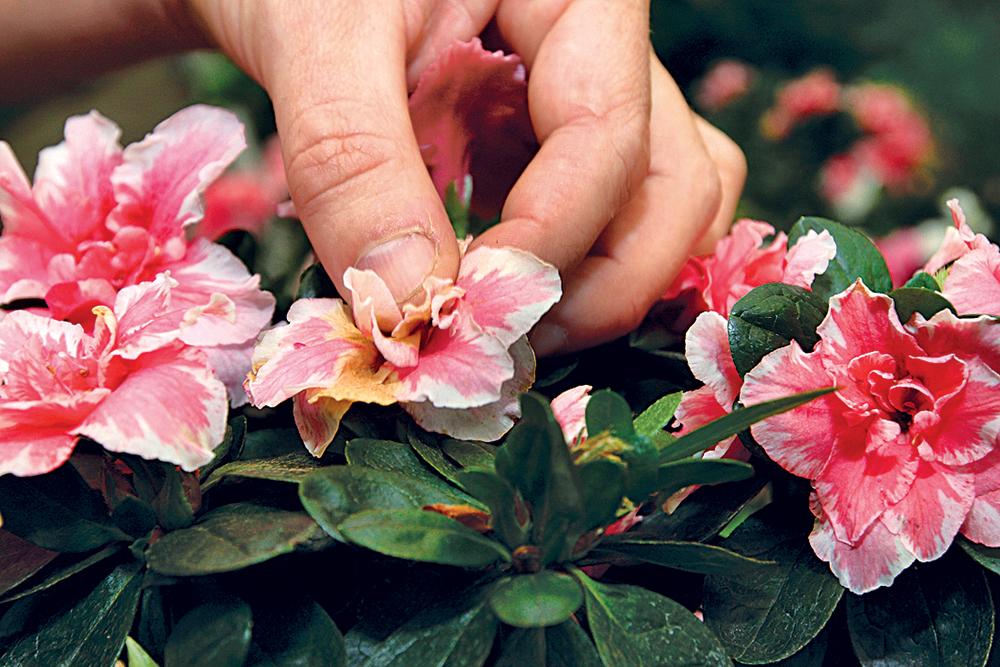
{"left": 163, "top": 595, "right": 252, "bottom": 667}
{"left": 0, "top": 560, "right": 143, "bottom": 667}
{"left": 246, "top": 593, "right": 346, "bottom": 667}
{"left": 632, "top": 392, "right": 683, "bottom": 439}
{"left": 597, "top": 535, "right": 774, "bottom": 575}
{"left": 788, "top": 216, "right": 893, "bottom": 299}
{"left": 889, "top": 286, "right": 956, "bottom": 324}
{"left": 585, "top": 389, "right": 635, "bottom": 441}
{"left": 145, "top": 503, "right": 321, "bottom": 576}
{"left": 298, "top": 466, "right": 475, "bottom": 541}
{"left": 456, "top": 469, "right": 530, "bottom": 549}
{"left": 702, "top": 504, "right": 843, "bottom": 664}
{"left": 441, "top": 439, "right": 496, "bottom": 470}
{"left": 0, "top": 464, "right": 132, "bottom": 552}
{"left": 658, "top": 387, "right": 837, "bottom": 464}
{"left": 846, "top": 550, "right": 993, "bottom": 667}
{"left": 655, "top": 458, "right": 755, "bottom": 500}
{"left": 201, "top": 451, "right": 323, "bottom": 491}
{"left": 347, "top": 438, "right": 442, "bottom": 482}
{"left": 489, "top": 572, "right": 583, "bottom": 628}
{"left": 0, "top": 545, "right": 121, "bottom": 604}
{"left": 572, "top": 569, "right": 731, "bottom": 667}
{"left": 339, "top": 509, "right": 510, "bottom": 567}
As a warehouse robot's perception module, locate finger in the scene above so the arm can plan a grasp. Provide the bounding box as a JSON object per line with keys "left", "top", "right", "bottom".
{"left": 690, "top": 115, "right": 746, "bottom": 255}
{"left": 470, "top": 0, "right": 651, "bottom": 275}
{"left": 530, "top": 56, "right": 732, "bottom": 355}
{"left": 247, "top": 0, "right": 462, "bottom": 302}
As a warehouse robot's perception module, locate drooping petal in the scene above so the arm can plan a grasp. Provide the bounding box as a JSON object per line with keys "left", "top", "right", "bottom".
{"left": 293, "top": 390, "right": 353, "bottom": 457}
{"left": 75, "top": 344, "right": 227, "bottom": 471}
{"left": 782, "top": 229, "right": 837, "bottom": 289}
{"left": 809, "top": 511, "right": 915, "bottom": 594}
{"left": 684, "top": 311, "right": 742, "bottom": 408}
{"left": 456, "top": 246, "right": 561, "bottom": 348}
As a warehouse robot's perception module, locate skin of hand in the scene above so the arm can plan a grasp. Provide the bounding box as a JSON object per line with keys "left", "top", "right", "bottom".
{"left": 1, "top": 0, "right": 745, "bottom": 357}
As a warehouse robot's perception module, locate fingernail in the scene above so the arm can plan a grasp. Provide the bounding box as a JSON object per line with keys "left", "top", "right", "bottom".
{"left": 355, "top": 234, "right": 437, "bottom": 303}
{"left": 529, "top": 323, "right": 568, "bottom": 358}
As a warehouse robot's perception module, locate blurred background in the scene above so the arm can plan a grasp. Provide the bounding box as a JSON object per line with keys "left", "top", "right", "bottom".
{"left": 3, "top": 0, "right": 999, "bottom": 279}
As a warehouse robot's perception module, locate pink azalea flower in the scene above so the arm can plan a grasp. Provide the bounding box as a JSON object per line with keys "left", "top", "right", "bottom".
{"left": 409, "top": 37, "right": 537, "bottom": 220}
{"left": 550, "top": 385, "right": 592, "bottom": 446}
{"left": 245, "top": 246, "right": 561, "bottom": 454}
{"left": 694, "top": 60, "right": 755, "bottom": 113}
{"left": 0, "top": 105, "right": 276, "bottom": 405}
{"left": 741, "top": 280, "right": 1000, "bottom": 593}
{"left": 761, "top": 68, "right": 841, "bottom": 140}
{"left": 662, "top": 218, "right": 837, "bottom": 319}
{"left": 0, "top": 275, "right": 228, "bottom": 477}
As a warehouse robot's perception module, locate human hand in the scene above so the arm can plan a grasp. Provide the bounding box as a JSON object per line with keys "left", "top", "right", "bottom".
{"left": 186, "top": 0, "right": 745, "bottom": 355}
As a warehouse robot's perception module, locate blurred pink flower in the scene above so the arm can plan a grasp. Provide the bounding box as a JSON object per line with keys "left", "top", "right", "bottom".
{"left": 761, "top": 68, "right": 841, "bottom": 139}
{"left": 0, "top": 105, "right": 276, "bottom": 404}
{"left": 409, "top": 37, "right": 537, "bottom": 219}
{"left": 0, "top": 275, "right": 228, "bottom": 477}
{"left": 694, "top": 60, "right": 754, "bottom": 113}
{"left": 874, "top": 226, "right": 933, "bottom": 288}
{"left": 923, "top": 199, "right": 1000, "bottom": 316}
{"left": 245, "top": 246, "right": 561, "bottom": 454}
{"left": 741, "top": 280, "right": 1000, "bottom": 593}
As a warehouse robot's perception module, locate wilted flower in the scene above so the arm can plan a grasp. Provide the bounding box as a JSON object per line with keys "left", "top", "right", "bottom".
{"left": 742, "top": 280, "right": 1000, "bottom": 593}
{"left": 245, "top": 246, "right": 561, "bottom": 454}
{"left": 0, "top": 275, "right": 228, "bottom": 477}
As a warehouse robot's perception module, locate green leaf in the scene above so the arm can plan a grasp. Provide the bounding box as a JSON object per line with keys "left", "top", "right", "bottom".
{"left": 904, "top": 270, "right": 941, "bottom": 290}
{"left": 145, "top": 503, "right": 321, "bottom": 576}
{"left": 958, "top": 536, "right": 1000, "bottom": 575}
{"left": 339, "top": 509, "right": 510, "bottom": 567}
{"left": 0, "top": 530, "right": 58, "bottom": 598}
{"left": 658, "top": 387, "right": 837, "bottom": 464}
{"left": 702, "top": 503, "right": 843, "bottom": 664}
{"left": 442, "top": 439, "right": 496, "bottom": 470}
{"left": 298, "top": 466, "right": 476, "bottom": 541}
{"left": 362, "top": 589, "right": 497, "bottom": 667}
{"left": 728, "top": 282, "right": 828, "bottom": 377}
{"left": 489, "top": 572, "right": 583, "bottom": 628}
{"left": 620, "top": 436, "right": 660, "bottom": 502}
{"left": 572, "top": 569, "right": 731, "bottom": 667}
{"left": 296, "top": 262, "right": 339, "bottom": 300}
{"left": 585, "top": 389, "right": 635, "bottom": 441}
{"left": 576, "top": 459, "right": 627, "bottom": 532}
{"left": 0, "top": 545, "right": 121, "bottom": 604}
{"left": 128, "top": 459, "right": 195, "bottom": 532}
{"left": 407, "top": 430, "right": 471, "bottom": 491}
{"left": 495, "top": 628, "right": 545, "bottom": 667}
{"left": 246, "top": 594, "right": 346, "bottom": 667}
{"left": 199, "top": 415, "right": 245, "bottom": 479}
{"left": 238, "top": 427, "right": 307, "bottom": 460}
{"left": 889, "top": 286, "right": 956, "bottom": 323}
{"left": 788, "top": 216, "right": 893, "bottom": 299}
{"left": 545, "top": 620, "right": 604, "bottom": 667}
{"left": 125, "top": 637, "right": 161, "bottom": 667}
{"left": 0, "top": 464, "right": 132, "bottom": 552}
{"left": 0, "top": 560, "right": 144, "bottom": 667}
{"left": 597, "top": 536, "right": 774, "bottom": 576}
{"left": 845, "top": 550, "right": 993, "bottom": 667}
{"left": 632, "top": 392, "right": 683, "bottom": 439}
{"left": 444, "top": 179, "right": 472, "bottom": 239}
{"left": 163, "top": 595, "right": 252, "bottom": 667}
{"left": 655, "top": 458, "right": 755, "bottom": 500}
{"left": 456, "top": 469, "right": 530, "bottom": 549}
{"left": 201, "top": 451, "right": 323, "bottom": 491}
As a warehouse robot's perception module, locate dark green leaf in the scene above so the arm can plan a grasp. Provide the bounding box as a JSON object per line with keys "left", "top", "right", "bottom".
{"left": 632, "top": 392, "right": 682, "bottom": 439}
{"left": 846, "top": 550, "right": 993, "bottom": 667}
{"left": 659, "top": 387, "right": 837, "bottom": 464}
{"left": 585, "top": 389, "right": 635, "bottom": 441}
{"left": 728, "top": 282, "right": 828, "bottom": 377}
{"left": 442, "top": 440, "right": 496, "bottom": 470}
{"left": 128, "top": 459, "right": 195, "bottom": 532}
{"left": 407, "top": 430, "right": 471, "bottom": 491}
{"left": 298, "top": 466, "right": 476, "bottom": 541}
{"left": 495, "top": 628, "right": 545, "bottom": 667}
{"left": 959, "top": 536, "right": 1000, "bottom": 575}
{"left": 576, "top": 459, "right": 627, "bottom": 532}
{"left": 238, "top": 427, "right": 306, "bottom": 460}
{"left": 0, "top": 464, "right": 131, "bottom": 552}
{"left": 246, "top": 593, "right": 346, "bottom": 667}
{"left": 0, "top": 530, "right": 58, "bottom": 598}
{"left": 362, "top": 590, "right": 497, "bottom": 667}
{"left": 164, "top": 595, "right": 252, "bottom": 667}
{"left": 199, "top": 415, "right": 245, "bottom": 479}
{"left": 655, "top": 458, "right": 755, "bottom": 500}
{"left": 145, "top": 503, "right": 321, "bottom": 576}
{"left": 296, "top": 262, "right": 339, "bottom": 300}
{"left": 0, "top": 545, "right": 121, "bottom": 604}
{"left": 489, "top": 572, "right": 583, "bottom": 628}
{"left": 456, "top": 469, "right": 530, "bottom": 549}
{"left": 0, "top": 560, "right": 143, "bottom": 667}
{"left": 904, "top": 271, "right": 941, "bottom": 290}
{"left": 889, "top": 286, "right": 956, "bottom": 323}
{"left": 596, "top": 536, "right": 774, "bottom": 575}
{"left": 788, "top": 216, "right": 893, "bottom": 299}
{"left": 201, "top": 451, "right": 323, "bottom": 491}
{"left": 620, "top": 435, "right": 660, "bottom": 502}
{"left": 702, "top": 503, "right": 843, "bottom": 664}
{"left": 572, "top": 569, "right": 731, "bottom": 667}
{"left": 339, "top": 509, "right": 510, "bottom": 566}
{"left": 545, "top": 620, "right": 603, "bottom": 667}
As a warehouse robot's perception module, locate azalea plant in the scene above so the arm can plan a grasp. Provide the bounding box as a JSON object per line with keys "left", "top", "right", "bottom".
{"left": 5, "top": 37, "right": 1000, "bottom": 667}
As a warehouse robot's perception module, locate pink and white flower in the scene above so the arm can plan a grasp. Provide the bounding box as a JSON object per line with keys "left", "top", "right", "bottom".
{"left": 245, "top": 246, "right": 561, "bottom": 454}
{"left": 0, "top": 275, "right": 228, "bottom": 477}
{"left": 0, "top": 105, "right": 276, "bottom": 404}
{"left": 923, "top": 199, "right": 1000, "bottom": 316}
{"left": 741, "top": 280, "right": 1000, "bottom": 593}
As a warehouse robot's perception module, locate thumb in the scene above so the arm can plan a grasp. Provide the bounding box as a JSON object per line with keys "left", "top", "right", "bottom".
{"left": 261, "top": 1, "right": 461, "bottom": 302}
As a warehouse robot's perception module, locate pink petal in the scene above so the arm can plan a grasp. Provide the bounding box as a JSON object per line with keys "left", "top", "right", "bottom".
{"left": 809, "top": 510, "right": 915, "bottom": 594}
{"left": 202, "top": 338, "right": 258, "bottom": 407}
{"left": 409, "top": 38, "right": 537, "bottom": 218}
{"left": 920, "top": 357, "right": 1000, "bottom": 466}
{"left": 75, "top": 344, "right": 227, "bottom": 471}
{"left": 457, "top": 246, "right": 561, "bottom": 348}
{"left": 550, "top": 384, "right": 593, "bottom": 445}
{"left": 293, "top": 390, "right": 352, "bottom": 457}
{"left": 0, "top": 392, "right": 108, "bottom": 477}
{"left": 107, "top": 105, "right": 246, "bottom": 242}
{"left": 403, "top": 336, "right": 534, "bottom": 440}
{"left": 685, "top": 312, "right": 741, "bottom": 408}
{"left": 0, "top": 235, "right": 52, "bottom": 302}
{"left": 343, "top": 267, "right": 405, "bottom": 341}
{"left": 782, "top": 229, "right": 837, "bottom": 289}
{"left": 0, "top": 142, "right": 68, "bottom": 248}
{"left": 44, "top": 279, "right": 119, "bottom": 328}
{"left": 941, "top": 247, "right": 1000, "bottom": 316}
{"left": 111, "top": 274, "right": 187, "bottom": 359}
{"left": 923, "top": 199, "right": 977, "bottom": 275}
